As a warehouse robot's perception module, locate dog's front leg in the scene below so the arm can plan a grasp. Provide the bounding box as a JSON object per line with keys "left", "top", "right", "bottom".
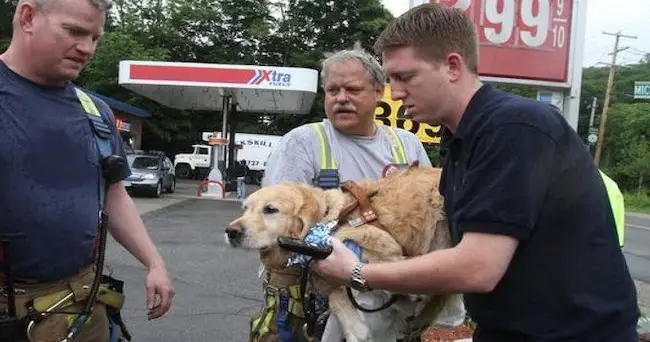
{"left": 328, "top": 287, "right": 370, "bottom": 342}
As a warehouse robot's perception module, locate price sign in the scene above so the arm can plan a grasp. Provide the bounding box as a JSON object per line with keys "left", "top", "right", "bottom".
{"left": 425, "top": 0, "right": 573, "bottom": 85}
{"left": 374, "top": 84, "right": 442, "bottom": 145}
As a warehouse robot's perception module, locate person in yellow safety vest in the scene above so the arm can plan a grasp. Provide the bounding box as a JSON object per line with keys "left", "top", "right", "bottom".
{"left": 599, "top": 170, "right": 625, "bottom": 247}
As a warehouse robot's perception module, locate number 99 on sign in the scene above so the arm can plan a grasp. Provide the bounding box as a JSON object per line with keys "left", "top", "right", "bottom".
{"left": 374, "top": 85, "right": 441, "bottom": 145}
{"left": 437, "top": 0, "right": 568, "bottom": 49}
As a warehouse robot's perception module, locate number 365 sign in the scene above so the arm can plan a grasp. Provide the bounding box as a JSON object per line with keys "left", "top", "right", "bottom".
{"left": 416, "top": 0, "right": 575, "bottom": 85}
{"left": 374, "top": 84, "right": 442, "bottom": 145}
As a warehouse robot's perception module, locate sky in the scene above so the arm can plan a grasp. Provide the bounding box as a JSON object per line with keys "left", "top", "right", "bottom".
{"left": 380, "top": 0, "right": 650, "bottom": 68}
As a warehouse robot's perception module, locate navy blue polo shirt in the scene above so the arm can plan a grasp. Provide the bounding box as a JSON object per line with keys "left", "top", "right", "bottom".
{"left": 440, "top": 84, "right": 639, "bottom": 341}
{"left": 0, "top": 61, "right": 131, "bottom": 282}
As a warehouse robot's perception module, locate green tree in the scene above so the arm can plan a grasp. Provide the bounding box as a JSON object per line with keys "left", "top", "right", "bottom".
{"left": 257, "top": 0, "right": 394, "bottom": 134}
{"left": 600, "top": 102, "right": 650, "bottom": 191}
{"left": 0, "top": 0, "right": 18, "bottom": 51}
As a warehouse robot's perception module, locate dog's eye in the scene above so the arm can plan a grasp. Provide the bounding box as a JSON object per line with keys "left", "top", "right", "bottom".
{"left": 263, "top": 205, "right": 279, "bottom": 214}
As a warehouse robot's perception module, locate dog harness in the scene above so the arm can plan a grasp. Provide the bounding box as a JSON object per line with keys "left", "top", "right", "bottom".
{"left": 249, "top": 269, "right": 306, "bottom": 342}
{"left": 310, "top": 122, "right": 410, "bottom": 189}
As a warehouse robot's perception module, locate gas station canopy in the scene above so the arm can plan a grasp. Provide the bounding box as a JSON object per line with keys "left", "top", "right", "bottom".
{"left": 118, "top": 60, "right": 319, "bottom": 114}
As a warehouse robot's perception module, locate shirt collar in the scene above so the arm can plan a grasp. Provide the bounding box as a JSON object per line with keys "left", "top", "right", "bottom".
{"left": 454, "top": 83, "right": 494, "bottom": 139}
{"left": 439, "top": 83, "right": 495, "bottom": 160}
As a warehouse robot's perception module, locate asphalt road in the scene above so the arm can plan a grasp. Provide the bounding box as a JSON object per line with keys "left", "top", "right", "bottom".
{"left": 104, "top": 180, "right": 264, "bottom": 341}
{"left": 107, "top": 182, "right": 650, "bottom": 341}
{"left": 624, "top": 214, "right": 650, "bottom": 283}
{"left": 105, "top": 198, "right": 262, "bottom": 341}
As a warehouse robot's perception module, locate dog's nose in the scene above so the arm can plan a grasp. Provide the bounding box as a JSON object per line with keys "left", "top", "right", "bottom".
{"left": 225, "top": 225, "right": 243, "bottom": 239}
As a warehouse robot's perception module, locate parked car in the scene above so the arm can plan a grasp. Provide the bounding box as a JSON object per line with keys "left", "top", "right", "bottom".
{"left": 123, "top": 151, "right": 176, "bottom": 197}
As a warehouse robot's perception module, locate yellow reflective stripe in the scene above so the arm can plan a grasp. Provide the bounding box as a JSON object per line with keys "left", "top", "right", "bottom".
{"left": 311, "top": 123, "right": 336, "bottom": 169}
{"left": 287, "top": 285, "right": 304, "bottom": 318}
{"left": 381, "top": 125, "right": 408, "bottom": 165}
{"left": 75, "top": 88, "right": 101, "bottom": 117}
{"left": 251, "top": 295, "right": 276, "bottom": 337}
{"left": 250, "top": 285, "right": 305, "bottom": 339}
{"left": 599, "top": 170, "right": 625, "bottom": 247}
{"left": 288, "top": 284, "right": 301, "bottom": 299}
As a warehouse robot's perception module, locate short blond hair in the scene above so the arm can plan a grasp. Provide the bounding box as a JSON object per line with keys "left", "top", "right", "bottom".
{"left": 374, "top": 3, "right": 479, "bottom": 74}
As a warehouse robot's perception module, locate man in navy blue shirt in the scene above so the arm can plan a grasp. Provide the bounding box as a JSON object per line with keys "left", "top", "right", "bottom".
{"left": 0, "top": 0, "right": 174, "bottom": 340}
{"left": 313, "top": 3, "right": 640, "bottom": 341}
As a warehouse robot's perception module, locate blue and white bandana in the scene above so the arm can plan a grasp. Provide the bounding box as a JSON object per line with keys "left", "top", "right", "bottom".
{"left": 286, "top": 221, "right": 365, "bottom": 268}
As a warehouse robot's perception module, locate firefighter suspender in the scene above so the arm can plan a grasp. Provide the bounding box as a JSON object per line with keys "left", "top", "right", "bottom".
{"left": 311, "top": 122, "right": 409, "bottom": 189}
{"left": 311, "top": 123, "right": 340, "bottom": 189}
{"left": 75, "top": 87, "right": 115, "bottom": 212}
{"left": 380, "top": 124, "right": 409, "bottom": 166}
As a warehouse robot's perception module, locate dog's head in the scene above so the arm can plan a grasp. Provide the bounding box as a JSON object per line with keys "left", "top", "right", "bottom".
{"left": 225, "top": 182, "right": 335, "bottom": 253}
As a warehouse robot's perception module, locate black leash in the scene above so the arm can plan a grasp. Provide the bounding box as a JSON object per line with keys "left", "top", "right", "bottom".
{"left": 345, "top": 287, "right": 398, "bottom": 312}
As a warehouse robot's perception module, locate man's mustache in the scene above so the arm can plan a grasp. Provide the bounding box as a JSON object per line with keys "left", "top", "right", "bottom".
{"left": 334, "top": 105, "right": 356, "bottom": 112}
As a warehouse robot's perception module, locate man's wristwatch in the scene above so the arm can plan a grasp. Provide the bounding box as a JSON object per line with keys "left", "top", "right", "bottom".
{"left": 348, "top": 262, "right": 372, "bottom": 292}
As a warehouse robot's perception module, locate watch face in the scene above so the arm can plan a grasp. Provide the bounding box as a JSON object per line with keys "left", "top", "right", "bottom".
{"left": 350, "top": 279, "right": 370, "bottom": 292}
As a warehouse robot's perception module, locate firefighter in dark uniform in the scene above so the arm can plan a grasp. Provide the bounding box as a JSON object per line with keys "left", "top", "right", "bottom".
{"left": 0, "top": 0, "right": 174, "bottom": 340}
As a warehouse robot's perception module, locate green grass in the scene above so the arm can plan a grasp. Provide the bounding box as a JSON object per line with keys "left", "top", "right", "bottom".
{"left": 624, "top": 192, "right": 650, "bottom": 214}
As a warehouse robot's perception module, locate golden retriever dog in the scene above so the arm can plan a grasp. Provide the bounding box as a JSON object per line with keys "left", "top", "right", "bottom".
{"left": 226, "top": 166, "right": 457, "bottom": 342}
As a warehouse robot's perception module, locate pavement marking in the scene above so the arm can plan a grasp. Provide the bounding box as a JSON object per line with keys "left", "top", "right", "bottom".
{"left": 627, "top": 223, "right": 650, "bottom": 231}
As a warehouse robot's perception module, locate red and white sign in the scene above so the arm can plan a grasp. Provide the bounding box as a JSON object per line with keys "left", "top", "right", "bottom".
{"left": 417, "top": 0, "right": 575, "bottom": 86}
{"left": 115, "top": 118, "right": 131, "bottom": 132}
{"left": 118, "top": 61, "right": 318, "bottom": 114}
{"left": 127, "top": 64, "right": 294, "bottom": 88}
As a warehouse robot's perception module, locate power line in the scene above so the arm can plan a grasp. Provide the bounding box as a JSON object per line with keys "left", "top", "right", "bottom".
{"left": 593, "top": 31, "right": 638, "bottom": 167}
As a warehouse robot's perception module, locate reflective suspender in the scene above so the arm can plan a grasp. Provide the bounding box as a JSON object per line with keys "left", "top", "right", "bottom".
{"left": 311, "top": 123, "right": 340, "bottom": 189}
{"left": 379, "top": 124, "right": 408, "bottom": 166}
{"left": 310, "top": 122, "right": 409, "bottom": 189}
{"left": 75, "top": 87, "right": 115, "bottom": 212}
{"left": 599, "top": 170, "right": 625, "bottom": 247}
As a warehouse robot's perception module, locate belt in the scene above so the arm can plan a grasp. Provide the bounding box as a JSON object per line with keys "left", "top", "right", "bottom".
{"left": 0, "top": 266, "right": 125, "bottom": 319}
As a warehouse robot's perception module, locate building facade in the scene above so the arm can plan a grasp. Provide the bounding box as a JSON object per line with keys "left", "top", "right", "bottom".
{"left": 86, "top": 89, "right": 151, "bottom": 151}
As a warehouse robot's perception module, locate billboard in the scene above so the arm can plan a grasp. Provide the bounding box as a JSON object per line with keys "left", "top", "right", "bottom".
{"left": 412, "top": 0, "right": 576, "bottom": 87}
{"left": 374, "top": 84, "right": 442, "bottom": 145}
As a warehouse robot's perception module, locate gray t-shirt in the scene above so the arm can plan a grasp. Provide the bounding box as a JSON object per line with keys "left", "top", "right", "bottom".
{"left": 263, "top": 119, "right": 432, "bottom": 187}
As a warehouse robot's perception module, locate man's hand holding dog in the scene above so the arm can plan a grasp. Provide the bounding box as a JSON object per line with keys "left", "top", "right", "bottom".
{"left": 313, "top": 238, "right": 359, "bottom": 286}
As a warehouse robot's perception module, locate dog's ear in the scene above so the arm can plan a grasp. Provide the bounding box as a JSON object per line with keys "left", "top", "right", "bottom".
{"left": 409, "top": 160, "right": 420, "bottom": 169}
{"left": 293, "top": 185, "right": 327, "bottom": 231}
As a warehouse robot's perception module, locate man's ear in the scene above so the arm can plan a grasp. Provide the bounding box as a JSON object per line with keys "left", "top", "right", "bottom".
{"left": 374, "top": 83, "right": 385, "bottom": 103}
{"left": 18, "top": 2, "right": 39, "bottom": 33}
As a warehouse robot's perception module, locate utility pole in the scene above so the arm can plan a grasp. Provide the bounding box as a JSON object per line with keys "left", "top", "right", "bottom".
{"left": 593, "top": 31, "right": 637, "bottom": 166}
